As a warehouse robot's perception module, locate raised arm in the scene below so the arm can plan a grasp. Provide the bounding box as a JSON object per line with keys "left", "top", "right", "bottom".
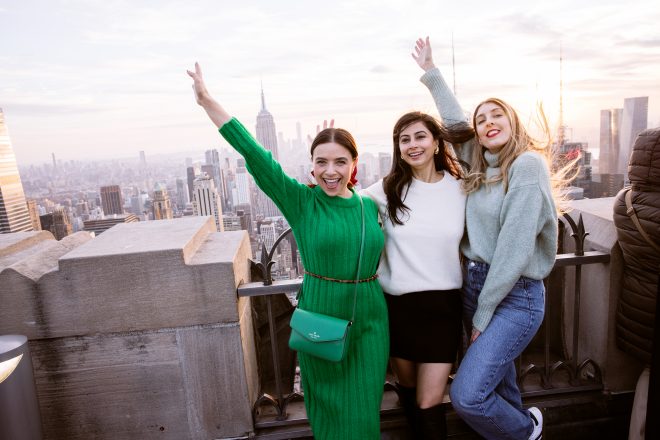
{"left": 187, "top": 62, "right": 231, "bottom": 128}
{"left": 187, "top": 63, "right": 309, "bottom": 224}
{"left": 413, "top": 37, "right": 475, "bottom": 167}
{"left": 413, "top": 37, "right": 466, "bottom": 125}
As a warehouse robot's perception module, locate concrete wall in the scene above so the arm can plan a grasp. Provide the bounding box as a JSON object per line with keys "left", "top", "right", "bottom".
{"left": 0, "top": 217, "right": 258, "bottom": 439}
{"left": 563, "top": 198, "right": 645, "bottom": 392}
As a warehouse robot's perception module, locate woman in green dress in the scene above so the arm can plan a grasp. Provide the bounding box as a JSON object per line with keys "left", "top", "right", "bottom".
{"left": 187, "top": 63, "right": 389, "bottom": 439}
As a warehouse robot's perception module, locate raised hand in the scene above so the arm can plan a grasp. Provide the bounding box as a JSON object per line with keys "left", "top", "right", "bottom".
{"left": 187, "top": 62, "right": 212, "bottom": 106}
{"left": 411, "top": 36, "right": 436, "bottom": 72}
{"left": 186, "top": 62, "right": 231, "bottom": 128}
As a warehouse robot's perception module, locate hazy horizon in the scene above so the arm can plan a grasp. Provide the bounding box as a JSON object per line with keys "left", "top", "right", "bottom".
{"left": 2, "top": 0, "right": 658, "bottom": 166}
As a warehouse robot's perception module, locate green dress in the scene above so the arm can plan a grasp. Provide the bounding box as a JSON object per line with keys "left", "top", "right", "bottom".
{"left": 220, "top": 119, "right": 389, "bottom": 439}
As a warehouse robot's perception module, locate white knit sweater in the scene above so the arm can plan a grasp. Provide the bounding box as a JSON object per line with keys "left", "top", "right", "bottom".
{"left": 362, "top": 175, "right": 465, "bottom": 295}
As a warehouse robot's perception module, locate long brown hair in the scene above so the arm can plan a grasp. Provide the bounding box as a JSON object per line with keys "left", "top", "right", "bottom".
{"left": 383, "top": 111, "right": 474, "bottom": 225}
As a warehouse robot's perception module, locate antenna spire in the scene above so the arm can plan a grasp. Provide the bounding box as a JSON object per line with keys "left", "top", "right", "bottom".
{"left": 558, "top": 42, "right": 565, "bottom": 146}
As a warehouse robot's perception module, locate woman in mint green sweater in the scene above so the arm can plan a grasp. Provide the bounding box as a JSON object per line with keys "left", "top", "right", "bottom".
{"left": 414, "top": 37, "right": 558, "bottom": 440}
{"left": 187, "top": 63, "right": 388, "bottom": 439}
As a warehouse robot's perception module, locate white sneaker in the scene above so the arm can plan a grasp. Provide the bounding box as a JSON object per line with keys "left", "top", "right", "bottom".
{"left": 528, "top": 406, "right": 543, "bottom": 440}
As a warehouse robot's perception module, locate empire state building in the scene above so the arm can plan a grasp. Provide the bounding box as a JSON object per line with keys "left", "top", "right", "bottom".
{"left": 0, "top": 108, "right": 32, "bottom": 233}
{"left": 255, "top": 87, "right": 279, "bottom": 161}
{"left": 254, "top": 87, "right": 281, "bottom": 218}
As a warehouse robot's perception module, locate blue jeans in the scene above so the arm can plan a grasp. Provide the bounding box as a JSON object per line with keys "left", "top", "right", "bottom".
{"left": 450, "top": 260, "right": 545, "bottom": 439}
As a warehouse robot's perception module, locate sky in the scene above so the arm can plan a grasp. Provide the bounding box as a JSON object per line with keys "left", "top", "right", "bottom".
{"left": 1, "top": 0, "right": 659, "bottom": 166}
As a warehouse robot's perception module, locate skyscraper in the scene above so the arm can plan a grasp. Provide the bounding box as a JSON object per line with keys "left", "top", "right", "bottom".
{"left": 100, "top": 185, "right": 124, "bottom": 215}
{"left": 234, "top": 159, "right": 251, "bottom": 206}
{"left": 254, "top": 87, "right": 282, "bottom": 218}
{"left": 175, "top": 178, "right": 189, "bottom": 209}
{"left": 186, "top": 166, "right": 196, "bottom": 205}
{"left": 599, "top": 108, "right": 623, "bottom": 174}
{"left": 192, "top": 174, "right": 224, "bottom": 232}
{"left": 205, "top": 148, "right": 228, "bottom": 211}
{"left": 40, "top": 208, "right": 72, "bottom": 240}
{"left": 26, "top": 200, "right": 42, "bottom": 231}
{"left": 619, "top": 97, "right": 648, "bottom": 180}
{"left": 600, "top": 97, "right": 648, "bottom": 178}
{"left": 255, "top": 86, "right": 279, "bottom": 160}
{"left": 378, "top": 152, "right": 392, "bottom": 180}
{"left": 152, "top": 183, "right": 173, "bottom": 220}
{"left": 0, "top": 108, "right": 33, "bottom": 233}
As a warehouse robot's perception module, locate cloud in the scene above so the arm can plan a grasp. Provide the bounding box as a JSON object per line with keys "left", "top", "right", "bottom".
{"left": 618, "top": 38, "right": 660, "bottom": 48}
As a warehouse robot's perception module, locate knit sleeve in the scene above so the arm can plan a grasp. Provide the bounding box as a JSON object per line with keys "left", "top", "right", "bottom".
{"left": 472, "top": 154, "right": 555, "bottom": 332}
{"left": 420, "top": 67, "right": 475, "bottom": 167}
{"left": 219, "top": 118, "right": 308, "bottom": 223}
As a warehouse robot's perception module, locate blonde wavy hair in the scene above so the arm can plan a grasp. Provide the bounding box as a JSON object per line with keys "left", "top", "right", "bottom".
{"left": 462, "top": 97, "right": 577, "bottom": 214}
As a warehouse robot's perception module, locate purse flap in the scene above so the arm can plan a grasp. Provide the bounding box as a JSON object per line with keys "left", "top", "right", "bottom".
{"left": 290, "top": 308, "right": 350, "bottom": 343}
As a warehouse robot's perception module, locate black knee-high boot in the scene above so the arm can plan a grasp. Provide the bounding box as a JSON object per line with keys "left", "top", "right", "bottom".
{"left": 417, "top": 404, "right": 447, "bottom": 440}
{"left": 396, "top": 383, "right": 421, "bottom": 439}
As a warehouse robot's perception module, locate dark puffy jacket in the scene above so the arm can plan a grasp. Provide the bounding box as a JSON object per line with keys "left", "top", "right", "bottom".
{"left": 613, "top": 127, "right": 660, "bottom": 364}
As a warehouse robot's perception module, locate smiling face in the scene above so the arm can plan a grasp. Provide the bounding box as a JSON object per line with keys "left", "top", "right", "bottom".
{"left": 474, "top": 101, "right": 513, "bottom": 153}
{"left": 398, "top": 121, "right": 439, "bottom": 173}
{"left": 312, "top": 142, "right": 355, "bottom": 198}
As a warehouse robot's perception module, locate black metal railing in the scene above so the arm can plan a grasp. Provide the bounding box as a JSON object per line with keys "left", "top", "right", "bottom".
{"left": 237, "top": 212, "right": 611, "bottom": 431}
{"left": 518, "top": 213, "right": 609, "bottom": 396}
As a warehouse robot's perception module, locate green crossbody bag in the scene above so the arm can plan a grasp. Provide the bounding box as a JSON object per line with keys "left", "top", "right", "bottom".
{"left": 288, "top": 195, "right": 365, "bottom": 362}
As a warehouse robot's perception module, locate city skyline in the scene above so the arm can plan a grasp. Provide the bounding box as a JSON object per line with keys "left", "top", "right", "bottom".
{"left": 1, "top": 0, "right": 659, "bottom": 166}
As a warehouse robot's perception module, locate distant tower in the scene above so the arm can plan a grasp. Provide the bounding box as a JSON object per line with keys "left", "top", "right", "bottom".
{"left": 52, "top": 152, "right": 57, "bottom": 171}
{"left": 619, "top": 97, "right": 648, "bottom": 179}
{"left": 557, "top": 43, "right": 566, "bottom": 147}
{"left": 205, "top": 149, "right": 227, "bottom": 211}
{"left": 0, "top": 108, "right": 33, "bottom": 233}
{"left": 26, "top": 200, "right": 42, "bottom": 231}
{"left": 256, "top": 85, "right": 279, "bottom": 160}
{"left": 186, "top": 166, "right": 196, "bottom": 204}
{"left": 100, "top": 185, "right": 124, "bottom": 215}
{"left": 152, "top": 183, "right": 173, "bottom": 220}
{"left": 175, "top": 178, "right": 189, "bottom": 209}
{"left": 599, "top": 108, "right": 623, "bottom": 174}
{"left": 378, "top": 152, "right": 392, "bottom": 180}
{"left": 234, "top": 159, "right": 251, "bottom": 206}
{"left": 139, "top": 151, "right": 147, "bottom": 168}
{"left": 192, "top": 174, "right": 224, "bottom": 232}
{"left": 39, "top": 208, "right": 72, "bottom": 240}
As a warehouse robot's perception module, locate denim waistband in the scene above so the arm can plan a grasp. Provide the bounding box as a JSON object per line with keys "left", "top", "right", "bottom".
{"left": 465, "top": 259, "right": 490, "bottom": 272}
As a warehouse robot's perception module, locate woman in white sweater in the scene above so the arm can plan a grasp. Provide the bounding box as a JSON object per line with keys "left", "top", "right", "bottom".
{"left": 362, "top": 108, "right": 473, "bottom": 438}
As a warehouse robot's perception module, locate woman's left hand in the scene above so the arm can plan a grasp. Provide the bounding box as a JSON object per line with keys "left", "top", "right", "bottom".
{"left": 411, "top": 36, "right": 436, "bottom": 72}
{"left": 470, "top": 329, "right": 481, "bottom": 343}
{"left": 186, "top": 62, "right": 231, "bottom": 128}
{"left": 187, "top": 62, "right": 212, "bottom": 106}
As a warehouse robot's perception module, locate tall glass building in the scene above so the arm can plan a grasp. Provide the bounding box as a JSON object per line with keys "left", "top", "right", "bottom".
{"left": 0, "top": 108, "right": 32, "bottom": 233}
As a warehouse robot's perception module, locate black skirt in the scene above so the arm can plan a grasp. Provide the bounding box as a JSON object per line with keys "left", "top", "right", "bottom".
{"left": 384, "top": 289, "right": 462, "bottom": 363}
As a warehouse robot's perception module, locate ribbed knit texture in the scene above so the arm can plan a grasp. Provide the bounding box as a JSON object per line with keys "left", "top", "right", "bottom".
{"left": 420, "top": 67, "right": 473, "bottom": 166}
{"left": 421, "top": 68, "right": 558, "bottom": 332}
{"left": 220, "top": 118, "right": 389, "bottom": 439}
{"left": 461, "top": 150, "right": 557, "bottom": 332}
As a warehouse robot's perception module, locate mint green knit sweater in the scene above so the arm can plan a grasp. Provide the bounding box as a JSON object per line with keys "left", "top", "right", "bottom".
{"left": 462, "top": 150, "right": 557, "bottom": 332}
{"left": 421, "top": 68, "right": 558, "bottom": 332}
{"left": 220, "top": 118, "right": 389, "bottom": 439}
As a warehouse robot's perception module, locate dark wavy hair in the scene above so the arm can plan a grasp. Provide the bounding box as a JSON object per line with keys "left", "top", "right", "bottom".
{"left": 309, "top": 127, "right": 359, "bottom": 188}
{"left": 383, "top": 111, "right": 474, "bottom": 225}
